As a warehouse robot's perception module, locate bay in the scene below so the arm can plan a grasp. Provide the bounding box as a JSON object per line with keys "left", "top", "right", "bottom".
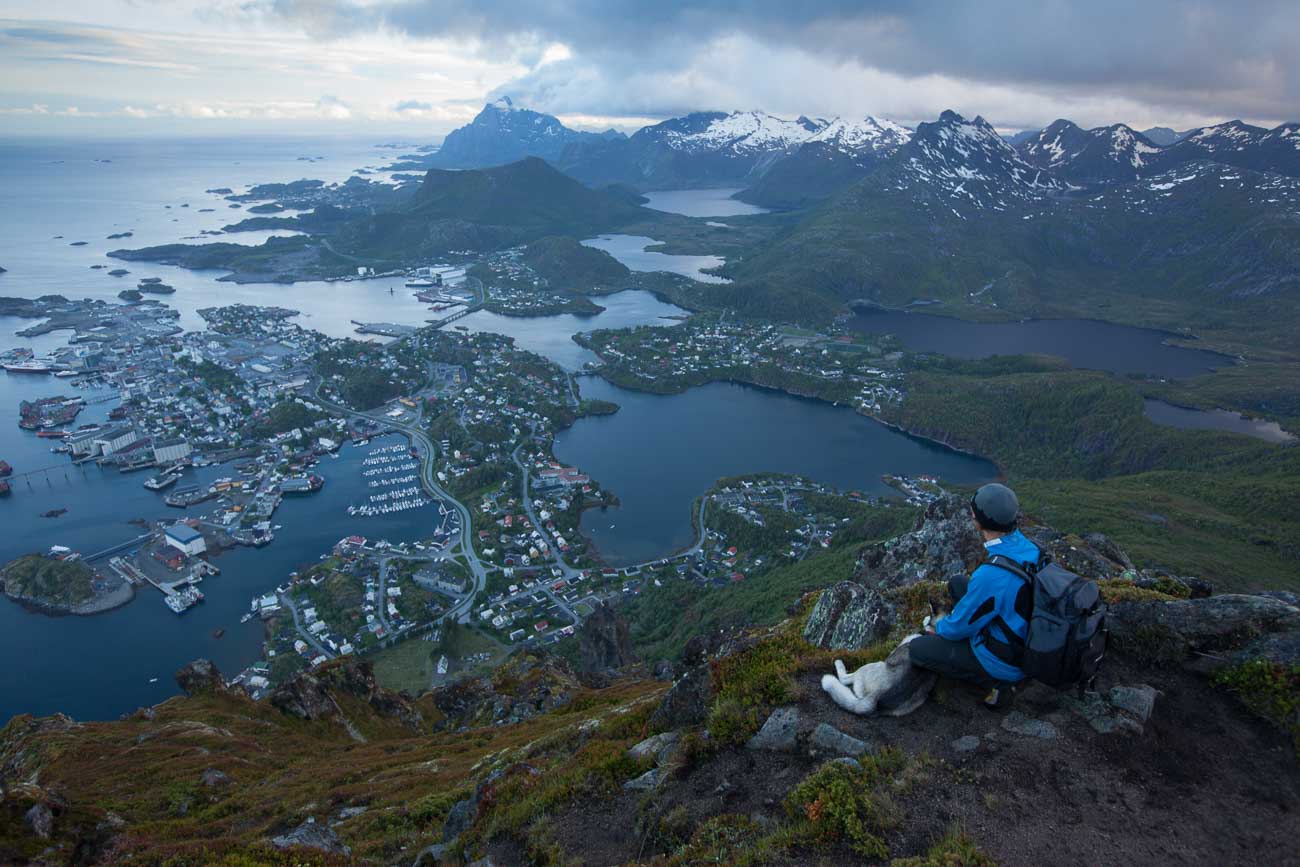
{"left": 552, "top": 377, "right": 997, "bottom": 566}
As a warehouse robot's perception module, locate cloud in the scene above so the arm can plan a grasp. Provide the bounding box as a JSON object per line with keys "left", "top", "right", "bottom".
{"left": 393, "top": 98, "right": 433, "bottom": 112}
{"left": 261, "top": 0, "right": 1300, "bottom": 126}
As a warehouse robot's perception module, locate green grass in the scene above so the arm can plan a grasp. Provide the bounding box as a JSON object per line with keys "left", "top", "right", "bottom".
{"left": 369, "top": 639, "right": 438, "bottom": 696}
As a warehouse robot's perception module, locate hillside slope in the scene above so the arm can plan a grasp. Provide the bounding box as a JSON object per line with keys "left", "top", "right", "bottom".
{"left": 3, "top": 502, "right": 1297, "bottom": 865}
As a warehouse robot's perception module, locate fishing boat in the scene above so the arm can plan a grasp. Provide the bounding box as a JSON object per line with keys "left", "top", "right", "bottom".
{"left": 0, "top": 460, "right": 11, "bottom": 477}
{"left": 0, "top": 479, "right": 10, "bottom": 496}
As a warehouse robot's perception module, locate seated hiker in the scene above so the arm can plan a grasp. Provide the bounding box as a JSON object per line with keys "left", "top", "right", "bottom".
{"left": 909, "top": 483, "right": 1039, "bottom": 709}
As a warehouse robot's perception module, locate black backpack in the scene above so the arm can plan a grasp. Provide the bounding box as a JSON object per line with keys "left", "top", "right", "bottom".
{"left": 986, "top": 553, "right": 1108, "bottom": 689}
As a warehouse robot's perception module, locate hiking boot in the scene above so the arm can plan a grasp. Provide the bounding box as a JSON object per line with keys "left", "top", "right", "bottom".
{"left": 982, "top": 684, "right": 1017, "bottom": 710}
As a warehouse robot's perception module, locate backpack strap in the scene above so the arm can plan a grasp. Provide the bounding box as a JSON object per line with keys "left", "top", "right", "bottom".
{"left": 983, "top": 554, "right": 1034, "bottom": 583}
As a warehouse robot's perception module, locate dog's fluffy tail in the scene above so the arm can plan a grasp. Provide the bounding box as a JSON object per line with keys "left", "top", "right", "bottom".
{"left": 821, "top": 674, "right": 877, "bottom": 715}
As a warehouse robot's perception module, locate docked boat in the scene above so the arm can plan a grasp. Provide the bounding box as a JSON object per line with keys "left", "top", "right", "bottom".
{"left": 3, "top": 360, "right": 53, "bottom": 374}
{"left": 280, "top": 473, "right": 324, "bottom": 495}
{"left": 0, "top": 479, "right": 10, "bottom": 496}
{"left": 143, "top": 469, "right": 182, "bottom": 491}
{"left": 36, "top": 430, "right": 69, "bottom": 439}
{"left": 405, "top": 278, "right": 437, "bottom": 288}
{"left": 0, "top": 460, "right": 11, "bottom": 477}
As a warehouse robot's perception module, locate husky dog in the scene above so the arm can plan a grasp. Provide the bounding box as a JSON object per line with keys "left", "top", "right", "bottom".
{"left": 821, "top": 633, "right": 938, "bottom": 717}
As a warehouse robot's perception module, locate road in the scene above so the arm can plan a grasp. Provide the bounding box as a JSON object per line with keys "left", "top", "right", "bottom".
{"left": 312, "top": 378, "right": 489, "bottom": 625}
{"left": 279, "top": 592, "right": 335, "bottom": 661}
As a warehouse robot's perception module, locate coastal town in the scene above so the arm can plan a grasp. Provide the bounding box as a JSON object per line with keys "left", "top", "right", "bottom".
{"left": 1, "top": 276, "right": 941, "bottom": 700}
{"left": 576, "top": 315, "right": 909, "bottom": 416}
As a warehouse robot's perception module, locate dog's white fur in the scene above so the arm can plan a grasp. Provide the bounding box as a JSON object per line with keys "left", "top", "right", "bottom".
{"left": 820, "top": 633, "right": 932, "bottom": 717}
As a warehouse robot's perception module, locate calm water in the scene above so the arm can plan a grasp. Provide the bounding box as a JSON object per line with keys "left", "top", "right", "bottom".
{"left": 460, "top": 290, "right": 687, "bottom": 371}
{"left": 582, "top": 234, "right": 730, "bottom": 284}
{"left": 1143, "top": 399, "right": 1296, "bottom": 443}
{"left": 641, "top": 188, "right": 770, "bottom": 217}
{"left": 848, "top": 311, "right": 1229, "bottom": 377}
{"left": 553, "top": 378, "right": 997, "bottom": 565}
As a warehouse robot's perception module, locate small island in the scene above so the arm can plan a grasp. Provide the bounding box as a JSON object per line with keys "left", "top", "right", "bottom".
{"left": 1, "top": 552, "right": 133, "bottom": 615}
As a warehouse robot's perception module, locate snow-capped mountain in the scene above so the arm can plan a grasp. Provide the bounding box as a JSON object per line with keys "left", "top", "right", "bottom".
{"left": 654, "top": 110, "right": 827, "bottom": 155}
{"left": 737, "top": 116, "right": 912, "bottom": 208}
{"left": 806, "top": 116, "right": 912, "bottom": 154}
{"left": 561, "top": 110, "right": 900, "bottom": 190}
{"left": 1018, "top": 120, "right": 1162, "bottom": 183}
{"left": 429, "top": 97, "right": 622, "bottom": 170}
{"left": 1154, "top": 120, "right": 1300, "bottom": 177}
{"left": 895, "top": 110, "right": 1068, "bottom": 210}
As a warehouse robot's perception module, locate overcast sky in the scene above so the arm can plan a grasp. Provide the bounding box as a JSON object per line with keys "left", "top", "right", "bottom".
{"left": 3, "top": 0, "right": 1297, "bottom": 138}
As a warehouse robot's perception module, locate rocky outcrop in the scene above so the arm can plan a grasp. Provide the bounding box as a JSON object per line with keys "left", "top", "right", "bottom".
{"left": 269, "top": 658, "right": 422, "bottom": 732}
{"left": 270, "top": 817, "right": 350, "bottom": 855}
{"left": 576, "top": 602, "right": 638, "bottom": 673}
{"left": 1110, "top": 593, "right": 1300, "bottom": 668}
{"left": 802, "top": 581, "right": 895, "bottom": 649}
{"left": 174, "top": 659, "right": 226, "bottom": 696}
{"left": 855, "top": 495, "right": 985, "bottom": 588}
{"left": 431, "top": 652, "right": 578, "bottom": 731}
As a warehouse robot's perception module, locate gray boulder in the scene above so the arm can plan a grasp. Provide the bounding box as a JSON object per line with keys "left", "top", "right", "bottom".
{"left": 24, "top": 803, "right": 54, "bottom": 839}
{"left": 628, "top": 731, "right": 680, "bottom": 766}
{"left": 270, "top": 817, "right": 350, "bottom": 855}
{"left": 803, "top": 582, "right": 896, "bottom": 650}
{"left": 951, "top": 735, "right": 981, "bottom": 753}
{"left": 809, "top": 723, "right": 870, "bottom": 757}
{"left": 1108, "top": 684, "right": 1158, "bottom": 723}
{"left": 746, "top": 707, "right": 801, "bottom": 752}
{"left": 1001, "top": 711, "right": 1059, "bottom": 740}
{"left": 623, "top": 768, "right": 663, "bottom": 792}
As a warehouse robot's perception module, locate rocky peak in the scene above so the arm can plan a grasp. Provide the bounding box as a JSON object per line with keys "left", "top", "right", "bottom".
{"left": 174, "top": 658, "right": 227, "bottom": 696}
{"left": 268, "top": 657, "right": 421, "bottom": 734}
{"left": 900, "top": 109, "right": 1069, "bottom": 210}
{"left": 576, "top": 602, "right": 638, "bottom": 674}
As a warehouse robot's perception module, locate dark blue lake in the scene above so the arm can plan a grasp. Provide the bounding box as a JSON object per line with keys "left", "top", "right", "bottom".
{"left": 847, "top": 311, "right": 1230, "bottom": 378}
{"left": 553, "top": 377, "right": 997, "bottom": 565}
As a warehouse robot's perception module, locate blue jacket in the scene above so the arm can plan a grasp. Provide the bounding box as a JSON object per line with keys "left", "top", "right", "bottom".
{"left": 934, "top": 529, "right": 1040, "bottom": 683}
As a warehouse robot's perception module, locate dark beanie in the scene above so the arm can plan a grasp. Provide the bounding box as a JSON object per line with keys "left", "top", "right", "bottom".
{"left": 971, "top": 483, "right": 1019, "bottom": 532}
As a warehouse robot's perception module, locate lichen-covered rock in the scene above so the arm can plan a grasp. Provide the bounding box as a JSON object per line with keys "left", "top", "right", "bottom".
{"left": 1000, "top": 712, "right": 1059, "bottom": 740}
{"left": 269, "top": 657, "right": 422, "bottom": 731}
{"left": 576, "top": 602, "right": 638, "bottom": 673}
{"left": 649, "top": 666, "right": 713, "bottom": 732}
{"left": 431, "top": 653, "right": 577, "bottom": 731}
{"left": 174, "top": 659, "right": 226, "bottom": 696}
{"left": 1110, "top": 594, "right": 1300, "bottom": 663}
{"left": 802, "top": 581, "right": 896, "bottom": 649}
{"left": 270, "top": 817, "right": 350, "bottom": 855}
{"left": 746, "top": 707, "right": 801, "bottom": 752}
{"left": 1108, "top": 684, "right": 1158, "bottom": 722}
{"left": 199, "top": 768, "right": 230, "bottom": 788}
{"left": 855, "top": 495, "right": 984, "bottom": 588}
{"left": 809, "top": 722, "right": 870, "bottom": 757}
{"left": 628, "top": 731, "right": 680, "bottom": 766}
{"left": 24, "top": 802, "right": 54, "bottom": 839}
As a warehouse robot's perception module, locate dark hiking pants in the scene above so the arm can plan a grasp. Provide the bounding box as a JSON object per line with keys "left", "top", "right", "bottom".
{"left": 908, "top": 574, "right": 997, "bottom": 688}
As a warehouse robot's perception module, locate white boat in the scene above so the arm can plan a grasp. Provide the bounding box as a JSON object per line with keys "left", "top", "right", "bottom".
{"left": 405, "top": 278, "right": 437, "bottom": 288}
{"left": 3, "top": 360, "right": 53, "bottom": 374}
